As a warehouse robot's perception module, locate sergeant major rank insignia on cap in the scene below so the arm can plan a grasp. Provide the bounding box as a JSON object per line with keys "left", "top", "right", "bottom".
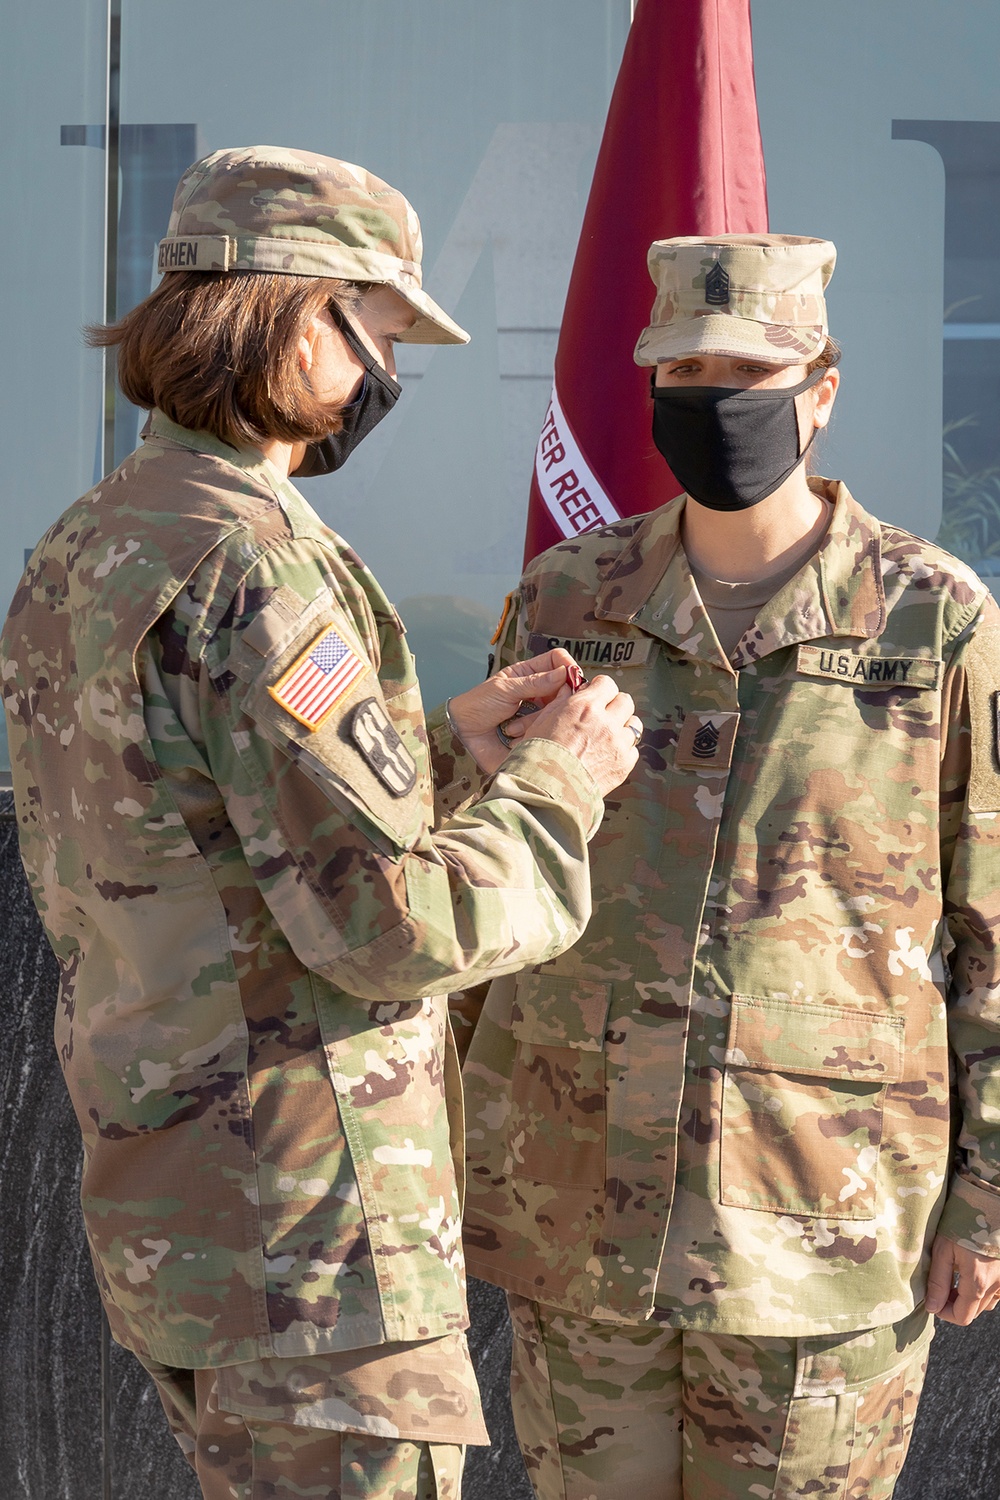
{"left": 704, "top": 261, "right": 730, "bottom": 306}
{"left": 268, "top": 624, "right": 369, "bottom": 730}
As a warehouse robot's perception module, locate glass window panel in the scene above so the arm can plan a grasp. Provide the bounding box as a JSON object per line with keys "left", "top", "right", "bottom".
{"left": 115, "top": 0, "right": 630, "bottom": 711}
{"left": 0, "top": 0, "right": 108, "bottom": 774}
{"left": 752, "top": 0, "right": 1000, "bottom": 590}
{"left": 16, "top": 1, "right": 1000, "bottom": 778}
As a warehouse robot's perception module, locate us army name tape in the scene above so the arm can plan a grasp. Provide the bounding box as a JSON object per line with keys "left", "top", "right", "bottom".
{"left": 797, "top": 645, "right": 942, "bottom": 689}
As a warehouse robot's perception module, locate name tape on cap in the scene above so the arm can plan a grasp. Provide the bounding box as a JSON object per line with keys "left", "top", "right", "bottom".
{"left": 157, "top": 235, "right": 234, "bottom": 273}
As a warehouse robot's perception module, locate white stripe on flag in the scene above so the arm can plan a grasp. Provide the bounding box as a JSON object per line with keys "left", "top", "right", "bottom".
{"left": 269, "top": 624, "right": 368, "bottom": 730}
{"left": 533, "top": 381, "right": 620, "bottom": 539}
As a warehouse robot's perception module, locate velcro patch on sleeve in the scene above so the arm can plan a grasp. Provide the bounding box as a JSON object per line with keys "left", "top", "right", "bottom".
{"left": 267, "top": 624, "right": 369, "bottom": 731}
{"left": 797, "top": 645, "right": 942, "bottom": 690}
{"left": 240, "top": 589, "right": 310, "bottom": 658}
{"left": 966, "top": 624, "right": 1000, "bottom": 813}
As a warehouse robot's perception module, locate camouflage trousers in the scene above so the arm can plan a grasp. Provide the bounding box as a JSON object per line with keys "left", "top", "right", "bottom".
{"left": 508, "top": 1294, "right": 932, "bottom": 1500}
{"left": 140, "top": 1330, "right": 488, "bottom": 1499}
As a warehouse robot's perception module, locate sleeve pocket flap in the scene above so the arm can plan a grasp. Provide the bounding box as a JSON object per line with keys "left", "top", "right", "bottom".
{"left": 726, "top": 996, "right": 904, "bottom": 1083}
{"left": 239, "top": 608, "right": 426, "bottom": 853}
{"left": 511, "top": 973, "right": 612, "bottom": 1051}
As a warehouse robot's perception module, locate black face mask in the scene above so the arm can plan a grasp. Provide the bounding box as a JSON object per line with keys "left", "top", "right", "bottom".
{"left": 292, "top": 307, "right": 402, "bottom": 478}
{"left": 650, "top": 367, "right": 826, "bottom": 512}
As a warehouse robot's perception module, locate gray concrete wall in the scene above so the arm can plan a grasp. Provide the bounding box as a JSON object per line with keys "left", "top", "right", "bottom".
{"left": 0, "top": 797, "right": 997, "bottom": 1498}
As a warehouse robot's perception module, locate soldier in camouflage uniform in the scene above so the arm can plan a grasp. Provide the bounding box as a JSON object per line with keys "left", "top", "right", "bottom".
{"left": 462, "top": 235, "right": 1000, "bottom": 1498}
{"left": 0, "top": 147, "right": 640, "bottom": 1500}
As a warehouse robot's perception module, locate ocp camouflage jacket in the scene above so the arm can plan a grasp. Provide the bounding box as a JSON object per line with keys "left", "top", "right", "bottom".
{"left": 463, "top": 480, "right": 1000, "bottom": 1335}
{"left": 0, "top": 414, "right": 602, "bottom": 1367}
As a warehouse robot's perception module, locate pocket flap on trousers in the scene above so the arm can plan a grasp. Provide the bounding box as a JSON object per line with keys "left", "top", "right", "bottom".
{"left": 726, "top": 995, "right": 904, "bottom": 1083}
{"left": 511, "top": 973, "right": 612, "bottom": 1051}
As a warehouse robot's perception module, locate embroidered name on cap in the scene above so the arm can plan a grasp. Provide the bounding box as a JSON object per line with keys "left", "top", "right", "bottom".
{"left": 158, "top": 240, "right": 201, "bottom": 270}
{"left": 527, "top": 631, "right": 654, "bottom": 667}
{"left": 268, "top": 624, "right": 368, "bottom": 730}
{"left": 797, "top": 645, "right": 942, "bottom": 690}
{"left": 157, "top": 234, "right": 233, "bottom": 272}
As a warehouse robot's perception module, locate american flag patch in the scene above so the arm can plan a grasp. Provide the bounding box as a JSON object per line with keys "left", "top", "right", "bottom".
{"left": 268, "top": 625, "right": 369, "bottom": 731}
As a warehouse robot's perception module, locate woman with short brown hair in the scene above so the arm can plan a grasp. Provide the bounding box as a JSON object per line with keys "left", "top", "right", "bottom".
{"left": 2, "top": 146, "right": 640, "bottom": 1500}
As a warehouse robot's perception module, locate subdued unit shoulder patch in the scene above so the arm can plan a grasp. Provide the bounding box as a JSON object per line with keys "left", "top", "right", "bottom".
{"left": 267, "top": 624, "right": 368, "bottom": 731}
{"left": 350, "top": 697, "right": 417, "bottom": 797}
{"left": 966, "top": 624, "right": 1000, "bottom": 813}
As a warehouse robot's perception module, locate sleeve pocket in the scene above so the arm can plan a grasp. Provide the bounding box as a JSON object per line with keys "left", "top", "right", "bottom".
{"left": 511, "top": 973, "right": 613, "bottom": 1051}
{"left": 508, "top": 974, "right": 611, "bottom": 1188}
{"left": 237, "top": 604, "right": 428, "bottom": 855}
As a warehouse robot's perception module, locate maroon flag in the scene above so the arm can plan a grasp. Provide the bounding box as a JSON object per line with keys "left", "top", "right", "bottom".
{"left": 524, "top": 0, "right": 769, "bottom": 562}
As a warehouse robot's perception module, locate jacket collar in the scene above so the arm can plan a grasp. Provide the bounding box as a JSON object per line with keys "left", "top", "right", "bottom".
{"left": 144, "top": 411, "right": 319, "bottom": 523}
{"left": 594, "top": 479, "right": 886, "bottom": 668}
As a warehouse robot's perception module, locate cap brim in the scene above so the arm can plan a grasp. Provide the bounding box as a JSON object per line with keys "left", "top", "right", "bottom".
{"left": 634, "top": 314, "right": 825, "bottom": 367}
{"left": 390, "top": 281, "right": 470, "bottom": 345}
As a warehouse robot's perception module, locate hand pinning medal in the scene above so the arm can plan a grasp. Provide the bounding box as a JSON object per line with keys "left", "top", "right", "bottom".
{"left": 496, "top": 660, "right": 642, "bottom": 749}
{"left": 497, "top": 660, "right": 587, "bottom": 748}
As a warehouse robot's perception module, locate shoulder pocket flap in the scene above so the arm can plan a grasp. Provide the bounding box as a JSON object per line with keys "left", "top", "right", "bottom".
{"left": 511, "top": 973, "right": 612, "bottom": 1051}
{"left": 726, "top": 995, "right": 904, "bottom": 1082}
{"left": 226, "top": 585, "right": 313, "bottom": 683}
{"left": 240, "top": 610, "right": 425, "bottom": 852}
{"left": 797, "top": 645, "right": 942, "bottom": 690}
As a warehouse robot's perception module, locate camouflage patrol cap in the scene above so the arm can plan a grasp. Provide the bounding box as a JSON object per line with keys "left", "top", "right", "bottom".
{"left": 156, "top": 146, "right": 469, "bottom": 346}
{"left": 634, "top": 234, "right": 836, "bottom": 367}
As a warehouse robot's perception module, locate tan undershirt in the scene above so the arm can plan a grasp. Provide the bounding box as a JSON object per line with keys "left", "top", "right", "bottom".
{"left": 688, "top": 511, "right": 833, "bottom": 660}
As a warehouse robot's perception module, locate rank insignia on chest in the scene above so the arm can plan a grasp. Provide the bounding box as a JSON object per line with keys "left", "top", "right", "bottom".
{"left": 351, "top": 698, "right": 418, "bottom": 796}
{"left": 675, "top": 711, "right": 740, "bottom": 771}
{"left": 268, "top": 624, "right": 369, "bottom": 730}
{"left": 692, "top": 721, "right": 720, "bottom": 757}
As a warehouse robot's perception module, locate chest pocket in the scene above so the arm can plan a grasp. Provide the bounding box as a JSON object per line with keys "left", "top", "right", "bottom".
{"left": 232, "top": 590, "right": 429, "bottom": 855}
{"left": 720, "top": 995, "right": 904, "bottom": 1220}
{"left": 508, "top": 973, "right": 611, "bottom": 1188}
